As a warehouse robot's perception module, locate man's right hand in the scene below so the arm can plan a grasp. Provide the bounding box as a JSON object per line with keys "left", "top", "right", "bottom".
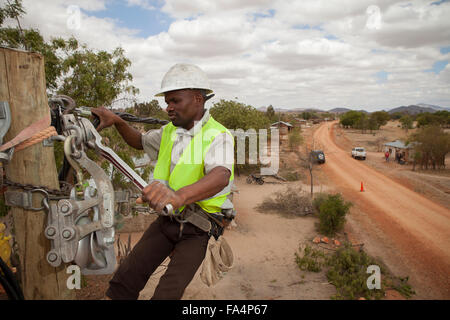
{"left": 91, "top": 107, "right": 120, "bottom": 131}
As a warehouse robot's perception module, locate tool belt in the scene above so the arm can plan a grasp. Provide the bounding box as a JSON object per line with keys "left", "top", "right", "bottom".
{"left": 180, "top": 204, "right": 233, "bottom": 240}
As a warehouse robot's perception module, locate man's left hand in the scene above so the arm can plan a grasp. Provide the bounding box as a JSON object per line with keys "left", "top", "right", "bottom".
{"left": 136, "top": 181, "right": 185, "bottom": 213}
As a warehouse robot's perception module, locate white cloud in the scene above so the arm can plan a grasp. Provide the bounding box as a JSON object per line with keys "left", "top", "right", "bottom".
{"left": 162, "top": 0, "right": 273, "bottom": 18}
{"left": 6, "top": 0, "right": 450, "bottom": 111}
{"left": 126, "top": 0, "right": 156, "bottom": 10}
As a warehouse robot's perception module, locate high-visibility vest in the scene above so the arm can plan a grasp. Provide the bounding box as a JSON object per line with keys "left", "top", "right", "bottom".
{"left": 153, "top": 116, "right": 234, "bottom": 213}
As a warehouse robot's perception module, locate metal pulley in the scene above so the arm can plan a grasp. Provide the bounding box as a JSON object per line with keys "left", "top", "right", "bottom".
{"left": 73, "top": 186, "right": 116, "bottom": 275}
{"left": 44, "top": 129, "right": 116, "bottom": 274}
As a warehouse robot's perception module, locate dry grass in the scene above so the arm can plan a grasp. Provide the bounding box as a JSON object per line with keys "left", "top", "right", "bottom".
{"left": 255, "top": 186, "right": 313, "bottom": 217}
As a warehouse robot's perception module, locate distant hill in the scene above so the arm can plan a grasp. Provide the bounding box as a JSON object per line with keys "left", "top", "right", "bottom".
{"left": 257, "top": 107, "right": 327, "bottom": 113}
{"left": 327, "top": 108, "right": 369, "bottom": 114}
{"left": 388, "top": 103, "right": 448, "bottom": 114}
{"left": 257, "top": 103, "right": 449, "bottom": 115}
{"left": 416, "top": 103, "right": 450, "bottom": 111}
{"left": 328, "top": 108, "right": 352, "bottom": 113}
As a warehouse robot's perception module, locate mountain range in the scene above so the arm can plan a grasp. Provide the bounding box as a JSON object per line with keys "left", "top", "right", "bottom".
{"left": 257, "top": 103, "right": 449, "bottom": 114}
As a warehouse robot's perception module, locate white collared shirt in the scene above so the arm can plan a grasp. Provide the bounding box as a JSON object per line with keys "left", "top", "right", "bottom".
{"left": 141, "top": 109, "right": 234, "bottom": 175}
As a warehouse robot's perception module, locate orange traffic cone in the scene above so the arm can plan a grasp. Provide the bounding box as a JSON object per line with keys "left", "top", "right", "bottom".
{"left": 360, "top": 182, "right": 364, "bottom": 192}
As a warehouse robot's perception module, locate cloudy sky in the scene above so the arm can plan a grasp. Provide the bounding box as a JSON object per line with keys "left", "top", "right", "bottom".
{"left": 7, "top": 0, "right": 450, "bottom": 111}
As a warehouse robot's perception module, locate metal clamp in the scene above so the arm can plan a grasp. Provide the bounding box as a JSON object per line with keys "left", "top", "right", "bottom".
{"left": 4, "top": 189, "right": 49, "bottom": 211}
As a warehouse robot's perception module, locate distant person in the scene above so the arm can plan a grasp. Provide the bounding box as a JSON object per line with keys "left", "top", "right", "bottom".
{"left": 385, "top": 151, "right": 390, "bottom": 162}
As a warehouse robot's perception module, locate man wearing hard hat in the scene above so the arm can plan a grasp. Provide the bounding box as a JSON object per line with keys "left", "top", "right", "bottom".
{"left": 92, "top": 64, "right": 235, "bottom": 300}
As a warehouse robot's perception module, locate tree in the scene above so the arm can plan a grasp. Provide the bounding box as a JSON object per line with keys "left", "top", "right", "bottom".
{"left": 301, "top": 111, "right": 313, "bottom": 120}
{"left": 0, "top": 0, "right": 25, "bottom": 29}
{"left": 339, "top": 111, "right": 364, "bottom": 128}
{"left": 399, "top": 115, "right": 413, "bottom": 132}
{"left": 130, "top": 100, "right": 169, "bottom": 131}
{"left": 1, "top": 1, "right": 138, "bottom": 104}
{"left": 390, "top": 112, "right": 404, "bottom": 120}
{"left": 354, "top": 113, "right": 369, "bottom": 133}
{"left": 58, "top": 46, "right": 138, "bottom": 107}
{"left": 288, "top": 128, "right": 303, "bottom": 151}
{"left": 266, "top": 105, "right": 275, "bottom": 121}
{"left": 1, "top": 0, "right": 69, "bottom": 90}
{"left": 416, "top": 111, "right": 450, "bottom": 128}
{"left": 367, "top": 115, "right": 378, "bottom": 133}
{"left": 210, "top": 100, "right": 271, "bottom": 175}
{"left": 210, "top": 99, "right": 270, "bottom": 130}
{"left": 434, "top": 110, "right": 450, "bottom": 128}
{"left": 416, "top": 113, "right": 438, "bottom": 127}
{"left": 2, "top": 1, "right": 143, "bottom": 185}
{"left": 408, "top": 125, "right": 450, "bottom": 170}
{"left": 370, "top": 111, "right": 390, "bottom": 128}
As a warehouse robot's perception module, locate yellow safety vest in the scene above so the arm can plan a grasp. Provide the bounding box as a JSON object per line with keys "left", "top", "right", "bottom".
{"left": 153, "top": 116, "right": 234, "bottom": 213}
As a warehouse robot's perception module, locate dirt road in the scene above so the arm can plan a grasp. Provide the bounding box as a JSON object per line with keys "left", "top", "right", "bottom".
{"left": 315, "top": 121, "right": 450, "bottom": 299}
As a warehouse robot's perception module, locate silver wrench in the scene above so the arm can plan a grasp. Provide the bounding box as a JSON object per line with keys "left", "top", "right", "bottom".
{"left": 77, "top": 117, "right": 174, "bottom": 215}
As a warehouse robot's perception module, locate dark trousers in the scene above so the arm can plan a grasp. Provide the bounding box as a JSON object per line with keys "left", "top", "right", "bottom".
{"left": 106, "top": 216, "right": 210, "bottom": 300}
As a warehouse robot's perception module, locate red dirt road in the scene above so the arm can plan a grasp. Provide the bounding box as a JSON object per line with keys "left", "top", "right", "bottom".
{"left": 314, "top": 121, "right": 450, "bottom": 299}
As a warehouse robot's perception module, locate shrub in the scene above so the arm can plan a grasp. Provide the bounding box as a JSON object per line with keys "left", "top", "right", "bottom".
{"left": 295, "top": 242, "right": 415, "bottom": 300}
{"left": 326, "top": 243, "right": 386, "bottom": 300}
{"left": 312, "top": 192, "right": 328, "bottom": 213}
{"left": 317, "top": 194, "right": 352, "bottom": 236}
{"left": 256, "top": 186, "right": 312, "bottom": 216}
{"left": 280, "top": 169, "right": 301, "bottom": 181}
{"left": 288, "top": 128, "right": 303, "bottom": 151}
{"left": 295, "top": 244, "right": 326, "bottom": 272}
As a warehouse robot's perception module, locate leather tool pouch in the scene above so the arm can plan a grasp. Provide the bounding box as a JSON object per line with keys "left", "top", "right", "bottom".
{"left": 183, "top": 204, "right": 230, "bottom": 240}
{"left": 183, "top": 204, "right": 212, "bottom": 233}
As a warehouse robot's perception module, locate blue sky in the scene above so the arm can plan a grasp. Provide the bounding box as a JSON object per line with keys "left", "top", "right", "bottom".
{"left": 84, "top": 1, "right": 173, "bottom": 37}
{"left": 426, "top": 60, "right": 449, "bottom": 74}
{"left": 375, "top": 71, "right": 389, "bottom": 83}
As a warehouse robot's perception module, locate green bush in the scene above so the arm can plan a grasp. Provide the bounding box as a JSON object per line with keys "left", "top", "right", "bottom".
{"left": 326, "top": 243, "right": 386, "bottom": 300}
{"left": 317, "top": 194, "right": 352, "bottom": 236}
{"left": 312, "top": 192, "right": 328, "bottom": 213}
{"left": 288, "top": 128, "right": 303, "bottom": 151}
{"left": 295, "top": 245, "right": 326, "bottom": 272}
{"left": 295, "top": 242, "right": 415, "bottom": 300}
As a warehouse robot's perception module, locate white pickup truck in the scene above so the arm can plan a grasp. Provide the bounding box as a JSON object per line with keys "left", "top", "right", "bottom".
{"left": 351, "top": 147, "right": 366, "bottom": 160}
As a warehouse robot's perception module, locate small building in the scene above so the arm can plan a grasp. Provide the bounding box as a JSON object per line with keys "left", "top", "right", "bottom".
{"left": 271, "top": 121, "right": 293, "bottom": 135}
{"left": 271, "top": 121, "right": 293, "bottom": 146}
{"left": 293, "top": 118, "right": 308, "bottom": 128}
{"left": 384, "top": 140, "right": 416, "bottom": 163}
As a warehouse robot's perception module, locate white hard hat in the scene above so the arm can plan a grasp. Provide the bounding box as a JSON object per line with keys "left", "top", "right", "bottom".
{"left": 155, "top": 63, "right": 213, "bottom": 97}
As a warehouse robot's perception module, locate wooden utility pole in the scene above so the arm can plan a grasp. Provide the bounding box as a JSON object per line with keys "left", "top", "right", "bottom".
{"left": 0, "top": 47, "right": 74, "bottom": 299}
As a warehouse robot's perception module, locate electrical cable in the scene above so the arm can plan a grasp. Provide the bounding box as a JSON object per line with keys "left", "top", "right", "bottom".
{"left": 0, "top": 257, "right": 24, "bottom": 300}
